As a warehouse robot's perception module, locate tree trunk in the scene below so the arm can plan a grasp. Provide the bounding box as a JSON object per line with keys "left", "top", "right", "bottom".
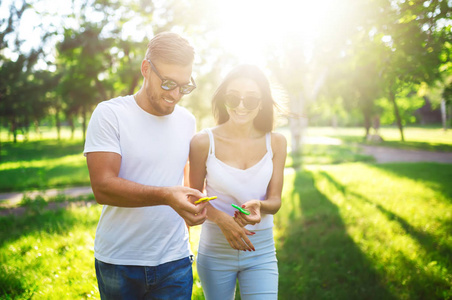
{"left": 363, "top": 108, "right": 371, "bottom": 138}
{"left": 389, "top": 88, "right": 404, "bottom": 142}
{"left": 449, "top": 104, "right": 452, "bottom": 128}
{"left": 441, "top": 99, "right": 447, "bottom": 131}
{"left": 128, "top": 74, "right": 140, "bottom": 96}
{"left": 82, "top": 105, "right": 87, "bottom": 141}
{"left": 10, "top": 117, "right": 17, "bottom": 143}
{"left": 95, "top": 78, "right": 108, "bottom": 101}
{"left": 69, "top": 117, "right": 75, "bottom": 140}
{"left": 34, "top": 119, "right": 40, "bottom": 139}
{"left": 56, "top": 107, "right": 61, "bottom": 140}
{"left": 0, "top": 118, "right": 2, "bottom": 163}
{"left": 289, "top": 94, "right": 305, "bottom": 169}
{"left": 331, "top": 114, "right": 338, "bottom": 129}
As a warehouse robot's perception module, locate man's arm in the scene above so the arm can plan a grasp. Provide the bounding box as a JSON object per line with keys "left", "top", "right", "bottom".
{"left": 86, "top": 151, "right": 208, "bottom": 226}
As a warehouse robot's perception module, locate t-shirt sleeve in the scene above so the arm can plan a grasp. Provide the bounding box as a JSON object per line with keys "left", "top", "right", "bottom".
{"left": 84, "top": 102, "right": 121, "bottom": 156}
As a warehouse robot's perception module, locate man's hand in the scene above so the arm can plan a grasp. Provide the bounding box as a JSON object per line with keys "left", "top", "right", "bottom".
{"left": 166, "top": 186, "right": 208, "bottom": 226}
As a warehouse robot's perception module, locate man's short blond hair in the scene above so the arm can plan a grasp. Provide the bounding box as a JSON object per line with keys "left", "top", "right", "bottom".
{"left": 146, "top": 32, "right": 194, "bottom": 66}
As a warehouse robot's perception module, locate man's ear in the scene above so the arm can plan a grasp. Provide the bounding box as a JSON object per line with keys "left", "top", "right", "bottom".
{"left": 141, "top": 59, "right": 149, "bottom": 78}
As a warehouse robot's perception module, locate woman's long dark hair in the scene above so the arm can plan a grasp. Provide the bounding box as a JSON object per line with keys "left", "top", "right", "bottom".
{"left": 212, "top": 64, "right": 275, "bottom": 133}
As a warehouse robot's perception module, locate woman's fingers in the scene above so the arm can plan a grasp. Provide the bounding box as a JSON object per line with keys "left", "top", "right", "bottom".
{"left": 226, "top": 229, "right": 255, "bottom": 251}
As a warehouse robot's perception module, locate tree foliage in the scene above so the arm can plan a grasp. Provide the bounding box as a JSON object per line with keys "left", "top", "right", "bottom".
{"left": 0, "top": 0, "right": 57, "bottom": 142}
{"left": 0, "top": 0, "right": 450, "bottom": 145}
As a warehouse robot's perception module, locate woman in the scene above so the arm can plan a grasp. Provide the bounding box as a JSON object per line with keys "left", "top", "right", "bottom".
{"left": 189, "top": 64, "right": 287, "bottom": 299}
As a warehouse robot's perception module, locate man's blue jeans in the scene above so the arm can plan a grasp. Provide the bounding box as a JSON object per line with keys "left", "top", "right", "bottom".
{"left": 95, "top": 257, "right": 193, "bottom": 300}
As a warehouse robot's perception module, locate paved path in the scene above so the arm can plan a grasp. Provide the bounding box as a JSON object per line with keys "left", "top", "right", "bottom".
{"left": 0, "top": 186, "right": 93, "bottom": 207}
{"left": 361, "top": 145, "right": 452, "bottom": 164}
{"left": 1, "top": 143, "right": 451, "bottom": 213}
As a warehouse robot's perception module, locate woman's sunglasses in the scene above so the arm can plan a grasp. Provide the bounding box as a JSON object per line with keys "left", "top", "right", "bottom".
{"left": 224, "top": 94, "right": 261, "bottom": 110}
{"left": 147, "top": 60, "right": 196, "bottom": 95}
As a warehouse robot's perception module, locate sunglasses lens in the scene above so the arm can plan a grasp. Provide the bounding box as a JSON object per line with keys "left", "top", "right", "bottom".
{"left": 161, "top": 80, "right": 178, "bottom": 91}
{"left": 161, "top": 80, "right": 196, "bottom": 94}
{"left": 225, "top": 94, "right": 260, "bottom": 110}
{"left": 180, "top": 85, "right": 196, "bottom": 95}
{"left": 243, "top": 97, "right": 260, "bottom": 110}
{"left": 225, "top": 95, "right": 241, "bottom": 108}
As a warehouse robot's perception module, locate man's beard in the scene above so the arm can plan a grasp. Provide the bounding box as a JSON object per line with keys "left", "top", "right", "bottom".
{"left": 147, "top": 88, "right": 176, "bottom": 116}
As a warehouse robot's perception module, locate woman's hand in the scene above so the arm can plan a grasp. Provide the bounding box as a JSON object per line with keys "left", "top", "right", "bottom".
{"left": 233, "top": 200, "right": 262, "bottom": 227}
{"left": 216, "top": 212, "right": 255, "bottom": 252}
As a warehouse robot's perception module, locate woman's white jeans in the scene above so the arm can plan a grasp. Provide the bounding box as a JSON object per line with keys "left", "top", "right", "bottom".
{"left": 197, "top": 222, "right": 278, "bottom": 300}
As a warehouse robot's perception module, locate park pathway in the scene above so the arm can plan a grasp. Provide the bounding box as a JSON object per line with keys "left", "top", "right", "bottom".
{"left": 0, "top": 186, "right": 93, "bottom": 215}
{"left": 0, "top": 186, "right": 93, "bottom": 205}
{"left": 1, "top": 142, "right": 451, "bottom": 215}
{"left": 361, "top": 145, "right": 452, "bottom": 164}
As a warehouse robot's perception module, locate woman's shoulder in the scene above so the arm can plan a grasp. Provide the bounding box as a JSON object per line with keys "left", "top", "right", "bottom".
{"left": 190, "top": 130, "right": 210, "bottom": 151}
{"left": 270, "top": 131, "right": 287, "bottom": 143}
{"left": 270, "top": 132, "right": 287, "bottom": 152}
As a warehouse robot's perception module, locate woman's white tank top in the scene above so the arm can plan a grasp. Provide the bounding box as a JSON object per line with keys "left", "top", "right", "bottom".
{"left": 204, "top": 128, "right": 274, "bottom": 230}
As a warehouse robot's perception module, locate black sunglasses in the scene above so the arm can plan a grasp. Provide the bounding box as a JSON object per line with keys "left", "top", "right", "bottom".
{"left": 224, "top": 94, "right": 261, "bottom": 110}
{"left": 147, "top": 60, "right": 196, "bottom": 95}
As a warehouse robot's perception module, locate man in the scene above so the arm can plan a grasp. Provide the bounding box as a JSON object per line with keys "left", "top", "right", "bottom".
{"left": 84, "top": 32, "right": 208, "bottom": 299}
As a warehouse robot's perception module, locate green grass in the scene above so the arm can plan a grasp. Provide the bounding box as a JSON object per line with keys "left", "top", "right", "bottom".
{"left": 307, "top": 126, "right": 452, "bottom": 152}
{"left": 287, "top": 143, "right": 376, "bottom": 168}
{"left": 278, "top": 125, "right": 452, "bottom": 168}
{"left": 0, "top": 201, "right": 101, "bottom": 299}
{"left": 0, "top": 139, "right": 89, "bottom": 192}
{"left": 276, "top": 163, "right": 452, "bottom": 299}
{"left": 1, "top": 125, "right": 450, "bottom": 193}
{"left": 0, "top": 126, "right": 85, "bottom": 142}
{"left": 1, "top": 163, "right": 451, "bottom": 299}
{"left": 1, "top": 126, "right": 451, "bottom": 299}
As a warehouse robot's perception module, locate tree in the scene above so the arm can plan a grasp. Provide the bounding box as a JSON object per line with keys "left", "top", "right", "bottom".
{"left": 0, "top": 0, "right": 59, "bottom": 142}
{"left": 378, "top": 0, "right": 450, "bottom": 140}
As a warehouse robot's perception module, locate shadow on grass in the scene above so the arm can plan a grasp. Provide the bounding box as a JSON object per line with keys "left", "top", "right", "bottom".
{"left": 318, "top": 170, "right": 452, "bottom": 299}
{"left": 0, "top": 205, "right": 97, "bottom": 249}
{"left": 277, "top": 170, "right": 396, "bottom": 300}
{"left": 0, "top": 269, "right": 31, "bottom": 299}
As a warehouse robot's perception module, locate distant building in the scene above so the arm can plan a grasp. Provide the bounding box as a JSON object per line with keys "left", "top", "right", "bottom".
{"left": 415, "top": 97, "right": 442, "bottom": 124}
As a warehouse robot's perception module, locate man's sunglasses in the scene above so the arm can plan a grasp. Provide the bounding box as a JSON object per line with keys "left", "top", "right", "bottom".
{"left": 224, "top": 94, "right": 261, "bottom": 110}
{"left": 147, "top": 59, "right": 196, "bottom": 95}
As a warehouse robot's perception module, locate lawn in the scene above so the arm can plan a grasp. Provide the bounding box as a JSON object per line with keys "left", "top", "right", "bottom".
{"left": 276, "top": 163, "right": 452, "bottom": 299}
{"left": 1, "top": 125, "right": 450, "bottom": 192}
{"left": 305, "top": 126, "right": 452, "bottom": 152}
{"left": 1, "top": 125, "right": 451, "bottom": 299}
{"left": 1, "top": 163, "right": 451, "bottom": 299}
{"left": 0, "top": 138, "right": 89, "bottom": 193}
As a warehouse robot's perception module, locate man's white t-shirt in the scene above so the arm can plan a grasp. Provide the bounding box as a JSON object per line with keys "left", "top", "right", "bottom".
{"left": 84, "top": 95, "right": 196, "bottom": 266}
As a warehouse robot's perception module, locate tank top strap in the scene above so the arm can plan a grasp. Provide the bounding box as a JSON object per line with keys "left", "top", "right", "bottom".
{"left": 205, "top": 128, "right": 215, "bottom": 155}
{"left": 265, "top": 132, "right": 273, "bottom": 157}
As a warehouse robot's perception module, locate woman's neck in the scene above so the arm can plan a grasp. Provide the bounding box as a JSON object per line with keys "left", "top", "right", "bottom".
{"left": 220, "top": 120, "right": 261, "bottom": 139}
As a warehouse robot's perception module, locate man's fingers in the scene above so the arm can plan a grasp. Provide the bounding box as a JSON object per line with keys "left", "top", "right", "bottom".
{"left": 185, "top": 214, "right": 207, "bottom": 226}
{"left": 183, "top": 207, "right": 208, "bottom": 226}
